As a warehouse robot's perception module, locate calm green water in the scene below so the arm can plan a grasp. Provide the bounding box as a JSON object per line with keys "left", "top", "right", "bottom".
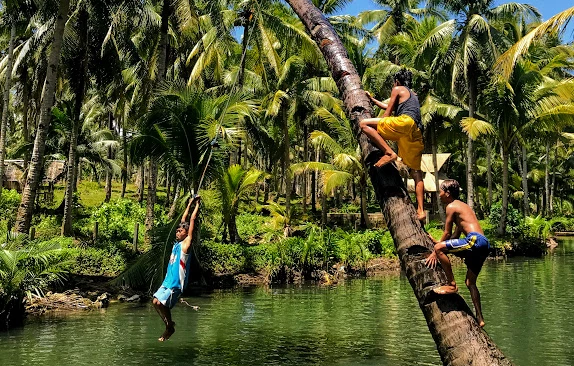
{"left": 2, "top": 238, "right": 574, "bottom": 366}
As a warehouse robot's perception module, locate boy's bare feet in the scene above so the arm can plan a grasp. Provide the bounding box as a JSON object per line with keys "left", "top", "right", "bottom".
{"left": 417, "top": 210, "right": 426, "bottom": 222}
{"left": 433, "top": 284, "right": 458, "bottom": 295}
{"left": 477, "top": 317, "right": 485, "bottom": 328}
{"left": 375, "top": 153, "right": 398, "bottom": 168}
{"left": 158, "top": 321, "right": 175, "bottom": 342}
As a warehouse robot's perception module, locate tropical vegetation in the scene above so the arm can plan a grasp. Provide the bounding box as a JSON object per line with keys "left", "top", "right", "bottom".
{"left": 0, "top": 0, "right": 574, "bottom": 330}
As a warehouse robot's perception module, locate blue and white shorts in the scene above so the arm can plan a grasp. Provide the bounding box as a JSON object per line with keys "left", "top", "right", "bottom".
{"left": 444, "top": 232, "right": 490, "bottom": 274}
{"left": 153, "top": 286, "right": 182, "bottom": 309}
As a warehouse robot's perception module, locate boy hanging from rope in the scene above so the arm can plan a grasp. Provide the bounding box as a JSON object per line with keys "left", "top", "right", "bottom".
{"left": 359, "top": 69, "right": 426, "bottom": 221}
{"left": 425, "top": 180, "right": 490, "bottom": 327}
{"left": 152, "top": 195, "right": 201, "bottom": 341}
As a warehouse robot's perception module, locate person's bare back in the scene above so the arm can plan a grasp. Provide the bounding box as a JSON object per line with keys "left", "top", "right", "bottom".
{"left": 445, "top": 200, "right": 483, "bottom": 237}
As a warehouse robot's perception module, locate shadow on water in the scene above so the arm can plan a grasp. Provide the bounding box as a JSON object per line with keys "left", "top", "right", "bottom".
{"left": 2, "top": 238, "right": 574, "bottom": 366}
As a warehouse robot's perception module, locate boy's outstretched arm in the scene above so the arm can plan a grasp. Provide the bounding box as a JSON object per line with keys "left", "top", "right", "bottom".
{"left": 188, "top": 196, "right": 201, "bottom": 237}
{"left": 181, "top": 197, "right": 193, "bottom": 223}
{"left": 366, "top": 91, "right": 389, "bottom": 110}
{"left": 182, "top": 196, "right": 200, "bottom": 254}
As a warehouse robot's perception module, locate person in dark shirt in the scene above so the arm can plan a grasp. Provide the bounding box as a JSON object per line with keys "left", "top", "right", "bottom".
{"left": 360, "top": 69, "right": 426, "bottom": 221}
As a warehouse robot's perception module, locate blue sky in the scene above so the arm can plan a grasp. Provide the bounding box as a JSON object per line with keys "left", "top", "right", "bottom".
{"left": 334, "top": 0, "right": 574, "bottom": 42}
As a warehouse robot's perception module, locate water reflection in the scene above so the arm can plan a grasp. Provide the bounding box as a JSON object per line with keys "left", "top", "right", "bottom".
{"left": 2, "top": 239, "right": 573, "bottom": 366}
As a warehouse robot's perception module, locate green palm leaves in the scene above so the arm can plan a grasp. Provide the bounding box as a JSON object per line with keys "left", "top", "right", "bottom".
{"left": 217, "top": 164, "right": 262, "bottom": 243}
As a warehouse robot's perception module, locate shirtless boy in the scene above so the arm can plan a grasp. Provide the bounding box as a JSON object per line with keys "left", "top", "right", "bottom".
{"left": 359, "top": 69, "right": 426, "bottom": 221}
{"left": 152, "top": 195, "right": 200, "bottom": 341}
{"left": 425, "top": 179, "right": 490, "bottom": 327}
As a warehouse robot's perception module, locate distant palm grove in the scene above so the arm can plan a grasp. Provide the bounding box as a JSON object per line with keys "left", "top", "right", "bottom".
{"left": 1, "top": 0, "right": 574, "bottom": 327}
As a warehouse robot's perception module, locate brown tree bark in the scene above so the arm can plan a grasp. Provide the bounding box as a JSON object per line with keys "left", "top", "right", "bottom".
{"left": 144, "top": 0, "right": 170, "bottom": 244}
{"left": 0, "top": 23, "right": 16, "bottom": 198}
{"left": 15, "top": 0, "right": 70, "bottom": 234}
{"left": 285, "top": 1, "right": 512, "bottom": 364}
{"left": 486, "top": 139, "right": 493, "bottom": 211}
{"left": 62, "top": 8, "right": 88, "bottom": 236}
{"left": 520, "top": 142, "right": 529, "bottom": 216}
{"left": 497, "top": 146, "right": 510, "bottom": 235}
{"left": 104, "top": 113, "right": 114, "bottom": 203}
{"left": 431, "top": 123, "right": 446, "bottom": 222}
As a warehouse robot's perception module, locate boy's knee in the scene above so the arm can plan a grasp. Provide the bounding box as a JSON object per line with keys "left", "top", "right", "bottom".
{"left": 434, "top": 243, "right": 446, "bottom": 253}
{"left": 152, "top": 298, "right": 159, "bottom": 305}
{"left": 359, "top": 120, "right": 369, "bottom": 131}
{"left": 465, "top": 278, "right": 477, "bottom": 288}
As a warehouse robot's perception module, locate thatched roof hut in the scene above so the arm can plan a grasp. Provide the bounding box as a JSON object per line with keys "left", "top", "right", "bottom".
{"left": 2, "top": 160, "right": 66, "bottom": 192}
{"left": 406, "top": 153, "right": 453, "bottom": 193}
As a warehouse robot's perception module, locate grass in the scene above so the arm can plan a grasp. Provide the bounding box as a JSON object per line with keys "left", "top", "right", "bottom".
{"left": 47, "top": 180, "right": 169, "bottom": 210}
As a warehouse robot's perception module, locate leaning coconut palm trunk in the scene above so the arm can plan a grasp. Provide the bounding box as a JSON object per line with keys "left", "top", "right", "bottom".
{"left": 285, "top": 0, "right": 512, "bottom": 364}
{"left": 15, "top": 0, "right": 70, "bottom": 234}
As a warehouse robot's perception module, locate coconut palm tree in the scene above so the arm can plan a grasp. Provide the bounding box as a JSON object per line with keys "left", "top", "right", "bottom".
{"left": 217, "top": 164, "right": 262, "bottom": 243}
{"left": 285, "top": 0, "right": 512, "bottom": 363}
{"left": 15, "top": 0, "right": 70, "bottom": 234}
{"left": 292, "top": 106, "right": 369, "bottom": 226}
{"left": 484, "top": 44, "right": 574, "bottom": 234}
{"left": 428, "top": 0, "right": 540, "bottom": 211}
{"left": 0, "top": 239, "right": 70, "bottom": 330}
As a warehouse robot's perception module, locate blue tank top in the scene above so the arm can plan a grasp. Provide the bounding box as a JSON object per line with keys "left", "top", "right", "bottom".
{"left": 161, "top": 241, "right": 191, "bottom": 290}
{"left": 396, "top": 87, "right": 423, "bottom": 131}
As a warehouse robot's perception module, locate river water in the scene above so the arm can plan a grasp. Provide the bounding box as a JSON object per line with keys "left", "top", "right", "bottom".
{"left": 2, "top": 238, "right": 573, "bottom": 366}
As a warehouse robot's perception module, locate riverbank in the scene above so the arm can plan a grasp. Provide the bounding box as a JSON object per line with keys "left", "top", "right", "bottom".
{"left": 6, "top": 237, "right": 574, "bottom": 366}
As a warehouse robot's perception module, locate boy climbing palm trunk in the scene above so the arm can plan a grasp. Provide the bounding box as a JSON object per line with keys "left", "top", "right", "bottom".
{"left": 426, "top": 180, "right": 490, "bottom": 327}
{"left": 359, "top": 69, "right": 426, "bottom": 221}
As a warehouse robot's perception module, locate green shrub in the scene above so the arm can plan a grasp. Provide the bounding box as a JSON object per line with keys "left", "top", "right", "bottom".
{"left": 90, "top": 199, "right": 146, "bottom": 241}
{"left": 0, "top": 189, "right": 20, "bottom": 223}
{"left": 338, "top": 202, "right": 361, "bottom": 213}
{"left": 33, "top": 215, "right": 62, "bottom": 239}
{"left": 198, "top": 240, "right": 245, "bottom": 274}
{"left": 61, "top": 238, "right": 130, "bottom": 276}
{"left": 488, "top": 202, "right": 524, "bottom": 237}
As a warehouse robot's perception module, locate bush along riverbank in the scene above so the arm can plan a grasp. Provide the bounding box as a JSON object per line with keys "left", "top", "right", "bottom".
{"left": 2, "top": 187, "right": 574, "bottom": 329}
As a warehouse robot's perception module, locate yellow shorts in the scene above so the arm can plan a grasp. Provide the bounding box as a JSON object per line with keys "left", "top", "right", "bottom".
{"left": 377, "top": 115, "right": 424, "bottom": 171}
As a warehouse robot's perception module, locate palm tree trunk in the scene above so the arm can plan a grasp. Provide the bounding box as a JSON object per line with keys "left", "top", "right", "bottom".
{"left": 549, "top": 141, "right": 556, "bottom": 215}
{"left": 121, "top": 121, "right": 128, "bottom": 198}
{"left": 466, "top": 75, "right": 476, "bottom": 210}
{"left": 302, "top": 124, "right": 308, "bottom": 214}
{"left": 0, "top": 23, "right": 16, "bottom": 198}
{"left": 22, "top": 71, "right": 31, "bottom": 171}
{"left": 544, "top": 141, "right": 550, "bottom": 217}
{"left": 285, "top": 1, "right": 512, "bottom": 363}
{"left": 137, "top": 164, "right": 145, "bottom": 203}
{"left": 15, "top": 0, "right": 70, "bottom": 234}
{"left": 311, "top": 147, "right": 318, "bottom": 212}
{"left": 431, "top": 124, "right": 445, "bottom": 221}
{"left": 144, "top": 0, "right": 170, "bottom": 244}
{"left": 520, "top": 143, "right": 529, "bottom": 216}
{"left": 497, "top": 146, "right": 509, "bottom": 235}
{"left": 104, "top": 113, "right": 113, "bottom": 203}
{"left": 62, "top": 8, "right": 88, "bottom": 236}
{"left": 165, "top": 171, "right": 171, "bottom": 207}
{"left": 168, "top": 180, "right": 180, "bottom": 219}
{"left": 359, "top": 172, "right": 369, "bottom": 228}
{"left": 282, "top": 106, "right": 291, "bottom": 219}
{"left": 486, "top": 139, "right": 493, "bottom": 211}
{"left": 238, "top": 12, "right": 251, "bottom": 87}
{"left": 145, "top": 157, "right": 158, "bottom": 244}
